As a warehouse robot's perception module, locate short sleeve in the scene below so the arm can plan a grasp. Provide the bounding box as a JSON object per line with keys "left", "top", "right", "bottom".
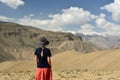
{"left": 34, "top": 48, "right": 38, "bottom": 55}
{"left": 47, "top": 49, "right": 51, "bottom": 57}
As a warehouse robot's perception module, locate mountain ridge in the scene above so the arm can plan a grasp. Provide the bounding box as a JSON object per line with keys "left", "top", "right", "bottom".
{"left": 75, "top": 33, "right": 120, "bottom": 49}
{"left": 0, "top": 22, "right": 100, "bottom": 62}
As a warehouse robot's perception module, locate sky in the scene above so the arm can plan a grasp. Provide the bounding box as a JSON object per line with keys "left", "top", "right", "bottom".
{"left": 0, "top": 0, "right": 120, "bottom": 36}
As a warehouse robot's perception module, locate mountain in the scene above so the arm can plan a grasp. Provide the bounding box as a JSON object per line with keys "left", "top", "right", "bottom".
{"left": 0, "top": 22, "right": 100, "bottom": 62}
{"left": 76, "top": 33, "right": 120, "bottom": 49}
{"left": 111, "top": 43, "right": 120, "bottom": 49}
{"left": 0, "top": 46, "right": 16, "bottom": 62}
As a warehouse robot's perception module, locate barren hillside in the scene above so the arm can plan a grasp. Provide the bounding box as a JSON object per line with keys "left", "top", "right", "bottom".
{"left": 0, "top": 49, "right": 120, "bottom": 72}
{"left": 0, "top": 22, "right": 99, "bottom": 62}
{"left": 52, "top": 49, "right": 120, "bottom": 71}
{"left": 1, "top": 49, "right": 120, "bottom": 80}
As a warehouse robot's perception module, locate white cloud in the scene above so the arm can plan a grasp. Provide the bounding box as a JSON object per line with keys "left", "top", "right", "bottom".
{"left": 1, "top": 5, "right": 119, "bottom": 36}
{"left": 17, "top": 7, "right": 95, "bottom": 31}
{"left": 95, "top": 13, "right": 106, "bottom": 27}
{"left": 64, "top": 30, "right": 77, "bottom": 34}
{"left": 78, "top": 24, "right": 101, "bottom": 35}
{"left": 101, "top": 0, "right": 120, "bottom": 22}
{"left": 48, "top": 7, "right": 94, "bottom": 26}
{"left": 16, "top": 7, "right": 120, "bottom": 36}
{"left": 0, "top": 0, "right": 24, "bottom": 9}
{"left": 81, "top": 24, "right": 95, "bottom": 29}
{"left": 96, "top": 13, "right": 120, "bottom": 36}
{"left": 0, "top": 16, "right": 14, "bottom": 21}
{"left": 18, "top": 15, "right": 63, "bottom": 31}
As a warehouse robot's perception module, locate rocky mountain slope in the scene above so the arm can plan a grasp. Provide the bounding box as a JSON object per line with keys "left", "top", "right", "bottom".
{"left": 0, "top": 22, "right": 100, "bottom": 62}
{"left": 76, "top": 33, "right": 120, "bottom": 49}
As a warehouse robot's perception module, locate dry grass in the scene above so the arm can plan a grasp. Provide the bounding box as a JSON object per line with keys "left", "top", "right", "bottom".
{"left": 0, "top": 49, "right": 120, "bottom": 80}
{"left": 1, "top": 70, "right": 120, "bottom": 80}
{"left": 52, "top": 49, "right": 120, "bottom": 71}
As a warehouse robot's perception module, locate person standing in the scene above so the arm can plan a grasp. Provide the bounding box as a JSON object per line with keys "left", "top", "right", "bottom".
{"left": 34, "top": 37, "right": 52, "bottom": 80}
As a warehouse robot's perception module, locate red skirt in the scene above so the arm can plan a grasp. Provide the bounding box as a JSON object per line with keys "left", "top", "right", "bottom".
{"left": 35, "top": 68, "right": 52, "bottom": 80}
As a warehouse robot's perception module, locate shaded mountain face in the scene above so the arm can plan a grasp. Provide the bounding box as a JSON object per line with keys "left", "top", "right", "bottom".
{"left": 0, "top": 22, "right": 100, "bottom": 62}
{"left": 76, "top": 33, "right": 120, "bottom": 49}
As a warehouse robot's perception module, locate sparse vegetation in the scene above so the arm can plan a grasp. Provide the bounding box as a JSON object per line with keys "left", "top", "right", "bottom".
{"left": 1, "top": 70, "right": 120, "bottom": 80}
{"left": 0, "top": 49, "right": 120, "bottom": 80}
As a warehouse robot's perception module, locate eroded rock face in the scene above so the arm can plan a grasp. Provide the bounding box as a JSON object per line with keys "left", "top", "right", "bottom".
{"left": 0, "top": 22, "right": 100, "bottom": 61}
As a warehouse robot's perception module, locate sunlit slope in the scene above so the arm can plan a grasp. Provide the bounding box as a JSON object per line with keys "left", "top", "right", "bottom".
{"left": 0, "top": 61, "right": 35, "bottom": 72}
{"left": 0, "top": 49, "right": 120, "bottom": 72}
{"left": 52, "top": 49, "right": 120, "bottom": 71}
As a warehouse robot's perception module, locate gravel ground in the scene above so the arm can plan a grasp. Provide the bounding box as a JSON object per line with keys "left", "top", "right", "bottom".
{"left": 1, "top": 70, "right": 120, "bottom": 80}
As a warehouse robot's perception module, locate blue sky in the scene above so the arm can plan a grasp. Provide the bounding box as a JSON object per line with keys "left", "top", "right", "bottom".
{"left": 0, "top": 0, "right": 120, "bottom": 36}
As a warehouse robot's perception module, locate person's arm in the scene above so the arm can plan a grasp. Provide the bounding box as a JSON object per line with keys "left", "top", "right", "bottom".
{"left": 47, "top": 57, "right": 52, "bottom": 68}
{"left": 35, "top": 55, "right": 38, "bottom": 65}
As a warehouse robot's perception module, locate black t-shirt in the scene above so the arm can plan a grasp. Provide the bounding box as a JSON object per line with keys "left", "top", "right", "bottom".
{"left": 34, "top": 47, "right": 51, "bottom": 68}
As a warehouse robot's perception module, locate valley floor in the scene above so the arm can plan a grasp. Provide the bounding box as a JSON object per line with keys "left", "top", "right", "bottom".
{"left": 1, "top": 70, "right": 120, "bottom": 80}
{"left": 1, "top": 49, "right": 120, "bottom": 80}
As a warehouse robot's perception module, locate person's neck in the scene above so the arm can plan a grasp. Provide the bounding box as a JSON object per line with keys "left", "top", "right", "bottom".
{"left": 41, "top": 46, "right": 45, "bottom": 50}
